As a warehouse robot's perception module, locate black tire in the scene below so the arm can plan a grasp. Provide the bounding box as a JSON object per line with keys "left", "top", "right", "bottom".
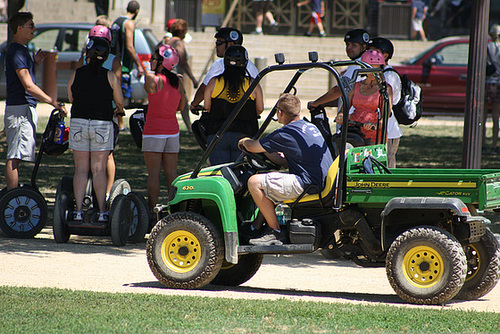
{"left": 146, "top": 212, "right": 224, "bottom": 289}
{"left": 211, "top": 254, "right": 264, "bottom": 286}
{"left": 0, "top": 187, "right": 48, "bottom": 238}
{"left": 107, "top": 179, "right": 131, "bottom": 209}
{"left": 455, "top": 229, "right": 500, "bottom": 300}
{"left": 386, "top": 226, "right": 467, "bottom": 305}
{"left": 57, "top": 176, "right": 74, "bottom": 194}
{"left": 110, "top": 194, "right": 129, "bottom": 246}
{"left": 53, "top": 190, "right": 74, "bottom": 243}
{"left": 320, "top": 248, "right": 341, "bottom": 260}
{"left": 126, "top": 192, "right": 149, "bottom": 243}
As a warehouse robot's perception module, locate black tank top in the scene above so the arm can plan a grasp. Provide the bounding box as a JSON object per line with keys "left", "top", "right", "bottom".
{"left": 70, "top": 66, "right": 114, "bottom": 121}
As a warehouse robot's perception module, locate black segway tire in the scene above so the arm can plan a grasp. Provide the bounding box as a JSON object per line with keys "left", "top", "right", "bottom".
{"left": 57, "top": 176, "right": 74, "bottom": 194}
{"left": 107, "top": 179, "right": 131, "bottom": 209}
{"left": 126, "top": 192, "right": 149, "bottom": 243}
{"left": 53, "top": 190, "right": 74, "bottom": 243}
{"left": 110, "top": 194, "right": 130, "bottom": 246}
{"left": 0, "top": 187, "right": 48, "bottom": 238}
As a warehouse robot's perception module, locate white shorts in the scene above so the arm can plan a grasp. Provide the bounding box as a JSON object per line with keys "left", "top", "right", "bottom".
{"left": 5, "top": 104, "right": 38, "bottom": 162}
{"left": 69, "top": 118, "right": 114, "bottom": 152}
{"left": 261, "top": 172, "right": 305, "bottom": 204}
{"left": 412, "top": 18, "right": 423, "bottom": 31}
{"left": 142, "top": 133, "right": 180, "bottom": 153}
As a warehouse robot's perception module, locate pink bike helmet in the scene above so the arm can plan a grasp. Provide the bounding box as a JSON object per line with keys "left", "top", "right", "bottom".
{"left": 158, "top": 44, "right": 179, "bottom": 71}
{"left": 89, "top": 25, "right": 111, "bottom": 42}
{"left": 361, "top": 49, "right": 385, "bottom": 66}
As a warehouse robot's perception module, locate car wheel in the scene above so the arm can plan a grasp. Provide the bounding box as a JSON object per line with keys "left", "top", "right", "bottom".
{"left": 386, "top": 226, "right": 467, "bottom": 304}
{"left": 53, "top": 190, "right": 74, "bottom": 243}
{"left": 0, "top": 187, "right": 47, "bottom": 238}
{"left": 146, "top": 212, "right": 224, "bottom": 289}
{"left": 211, "top": 254, "right": 264, "bottom": 286}
{"left": 455, "top": 229, "right": 500, "bottom": 300}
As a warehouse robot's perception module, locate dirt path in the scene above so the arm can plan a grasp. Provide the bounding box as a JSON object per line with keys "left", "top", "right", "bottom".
{"left": 1, "top": 227, "right": 499, "bottom": 313}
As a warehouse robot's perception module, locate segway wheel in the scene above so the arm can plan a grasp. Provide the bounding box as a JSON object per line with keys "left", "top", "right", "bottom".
{"left": 107, "top": 179, "right": 131, "bottom": 208}
{"left": 0, "top": 187, "right": 48, "bottom": 238}
{"left": 127, "top": 192, "right": 149, "bottom": 243}
{"left": 110, "top": 194, "right": 130, "bottom": 246}
{"left": 53, "top": 191, "right": 74, "bottom": 243}
{"left": 57, "top": 175, "right": 74, "bottom": 194}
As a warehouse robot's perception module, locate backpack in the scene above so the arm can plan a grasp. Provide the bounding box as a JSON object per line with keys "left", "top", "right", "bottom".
{"left": 383, "top": 68, "right": 423, "bottom": 125}
{"left": 110, "top": 16, "right": 128, "bottom": 58}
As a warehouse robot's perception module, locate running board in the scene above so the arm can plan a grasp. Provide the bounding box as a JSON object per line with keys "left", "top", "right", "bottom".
{"left": 238, "top": 244, "right": 315, "bottom": 254}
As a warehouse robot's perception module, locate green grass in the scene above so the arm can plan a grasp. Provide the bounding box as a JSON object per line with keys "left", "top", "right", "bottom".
{"left": 0, "top": 286, "right": 499, "bottom": 333}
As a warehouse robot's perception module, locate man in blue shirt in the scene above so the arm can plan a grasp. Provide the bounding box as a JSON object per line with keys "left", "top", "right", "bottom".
{"left": 238, "top": 93, "right": 333, "bottom": 245}
{"left": 5, "top": 12, "right": 66, "bottom": 189}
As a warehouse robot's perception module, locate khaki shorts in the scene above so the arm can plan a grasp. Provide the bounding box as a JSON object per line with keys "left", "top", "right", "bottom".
{"left": 142, "top": 134, "right": 180, "bottom": 153}
{"left": 5, "top": 104, "right": 38, "bottom": 162}
{"left": 69, "top": 118, "right": 114, "bottom": 152}
{"left": 261, "top": 172, "right": 304, "bottom": 204}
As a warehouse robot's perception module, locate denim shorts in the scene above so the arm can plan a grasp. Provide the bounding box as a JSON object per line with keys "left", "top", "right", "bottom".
{"left": 4, "top": 104, "right": 38, "bottom": 162}
{"left": 69, "top": 118, "right": 114, "bottom": 151}
{"left": 261, "top": 172, "right": 304, "bottom": 204}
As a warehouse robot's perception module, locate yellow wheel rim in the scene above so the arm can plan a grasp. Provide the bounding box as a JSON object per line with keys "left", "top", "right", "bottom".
{"left": 402, "top": 245, "right": 444, "bottom": 288}
{"left": 464, "top": 244, "right": 481, "bottom": 281}
{"left": 161, "top": 230, "right": 201, "bottom": 273}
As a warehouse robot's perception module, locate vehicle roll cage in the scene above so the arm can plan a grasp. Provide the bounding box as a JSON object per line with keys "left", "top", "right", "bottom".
{"left": 191, "top": 53, "right": 390, "bottom": 210}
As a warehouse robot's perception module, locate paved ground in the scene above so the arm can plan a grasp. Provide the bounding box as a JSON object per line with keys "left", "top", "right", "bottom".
{"left": 1, "top": 227, "right": 500, "bottom": 313}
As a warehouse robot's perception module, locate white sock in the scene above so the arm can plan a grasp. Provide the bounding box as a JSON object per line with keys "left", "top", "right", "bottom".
{"left": 256, "top": 27, "right": 262, "bottom": 33}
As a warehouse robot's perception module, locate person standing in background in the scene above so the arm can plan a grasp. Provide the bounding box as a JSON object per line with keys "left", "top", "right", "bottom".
{"left": 252, "top": 0, "right": 278, "bottom": 35}
{"left": 4, "top": 12, "right": 66, "bottom": 190}
{"left": 297, "top": 0, "right": 326, "bottom": 37}
{"left": 167, "top": 19, "right": 199, "bottom": 134}
{"left": 411, "top": 0, "right": 428, "bottom": 41}
{"left": 94, "top": 0, "right": 109, "bottom": 16}
{"left": 484, "top": 24, "right": 500, "bottom": 155}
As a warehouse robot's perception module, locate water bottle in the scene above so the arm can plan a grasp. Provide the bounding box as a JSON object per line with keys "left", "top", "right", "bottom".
{"left": 276, "top": 203, "right": 285, "bottom": 226}
{"left": 54, "top": 121, "right": 65, "bottom": 144}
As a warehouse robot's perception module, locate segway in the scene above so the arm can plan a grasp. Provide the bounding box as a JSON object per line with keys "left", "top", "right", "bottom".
{"left": 0, "top": 109, "right": 68, "bottom": 238}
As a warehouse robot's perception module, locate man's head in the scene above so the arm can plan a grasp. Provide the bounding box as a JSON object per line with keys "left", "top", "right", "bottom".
{"left": 276, "top": 93, "right": 301, "bottom": 124}
{"left": 9, "top": 11, "right": 34, "bottom": 37}
{"left": 170, "top": 19, "right": 188, "bottom": 39}
{"left": 214, "top": 27, "right": 243, "bottom": 57}
{"left": 344, "top": 29, "right": 370, "bottom": 60}
{"left": 367, "top": 37, "right": 394, "bottom": 63}
{"left": 127, "top": 1, "right": 140, "bottom": 19}
{"left": 490, "top": 24, "right": 500, "bottom": 42}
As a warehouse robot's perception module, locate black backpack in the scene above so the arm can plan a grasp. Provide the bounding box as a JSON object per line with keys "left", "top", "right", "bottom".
{"left": 110, "top": 16, "right": 127, "bottom": 58}
{"left": 383, "top": 68, "right": 423, "bottom": 125}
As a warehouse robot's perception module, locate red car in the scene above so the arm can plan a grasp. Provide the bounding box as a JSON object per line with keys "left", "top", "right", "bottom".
{"left": 393, "top": 36, "right": 469, "bottom": 115}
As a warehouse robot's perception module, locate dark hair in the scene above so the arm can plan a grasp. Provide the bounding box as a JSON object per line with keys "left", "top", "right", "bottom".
{"left": 152, "top": 49, "right": 179, "bottom": 88}
{"left": 170, "top": 19, "right": 188, "bottom": 38}
{"left": 9, "top": 12, "right": 33, "bottom": 35}
{"left": 218, "top": 66, "right": 246, "bottom": 102}
{"left": 127, "top": 1, "right": 140, "bottom": 13}
{"left": 86, "top": 38, "right": 110, "bottom": 73}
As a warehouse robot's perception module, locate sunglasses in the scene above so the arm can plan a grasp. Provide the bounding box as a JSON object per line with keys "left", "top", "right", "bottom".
{"left": 215, "top": 40, "right": 226, "bottom": 46}
{"left": 23, "top": 23, "right": 35, "bottom": 29}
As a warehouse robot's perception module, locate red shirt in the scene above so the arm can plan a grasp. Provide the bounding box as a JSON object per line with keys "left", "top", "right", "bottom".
{"left": 144, "top": 74, "right": 181, "bottom": 135}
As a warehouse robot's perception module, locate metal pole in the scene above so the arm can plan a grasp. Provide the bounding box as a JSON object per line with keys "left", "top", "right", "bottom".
{"left": 462, "top": 0, "right": 490, "bottom": 169}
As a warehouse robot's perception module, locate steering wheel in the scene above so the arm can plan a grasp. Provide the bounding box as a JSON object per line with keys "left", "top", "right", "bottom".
{"left": 241, "top": 147, "right": 281, "bottom": 171}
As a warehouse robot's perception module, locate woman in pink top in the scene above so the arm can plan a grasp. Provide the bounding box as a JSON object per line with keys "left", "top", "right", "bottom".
{"left": 335, "top": 49, "right": 393, "bottom": 145}
{"left": 143, "top": 45, "right": 185, "bottom": 211}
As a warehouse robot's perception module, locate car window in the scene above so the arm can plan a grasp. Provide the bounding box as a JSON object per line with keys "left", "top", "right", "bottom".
{"left": 433, "top": 43, "right": 469, "bottom": 66}
{"left": 61, "top": 28, "right": 89, "bottom": 52}
{"left": 31, "top": 29, "right": 59, "bottom": 51}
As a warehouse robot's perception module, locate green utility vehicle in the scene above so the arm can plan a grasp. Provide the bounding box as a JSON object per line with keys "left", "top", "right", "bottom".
{"left": 146, "top": 54, "right": 500, "bottom": 305}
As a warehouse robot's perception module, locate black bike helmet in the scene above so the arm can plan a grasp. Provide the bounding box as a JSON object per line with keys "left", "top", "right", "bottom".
{"left": 86, "top": 37, "right": 110, "bottom": 62}
{"left": 224, "top": 45, "right": 248, "bottom": 68}
{"left": 214, "top": 27, "right": 243, "bottom": 45}
{"left": 369, "top": 37, "right": 394, "bottom": 60}
{"left": 344, "top": 29, "right": 370, "bottom": 45}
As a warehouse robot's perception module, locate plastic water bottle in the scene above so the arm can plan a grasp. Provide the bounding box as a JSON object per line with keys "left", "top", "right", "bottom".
{"left": 54, "top": 121, "right": 65, "bottom": 144}
{"left": 276, "top": 203, "right": 285, "bottom": 226}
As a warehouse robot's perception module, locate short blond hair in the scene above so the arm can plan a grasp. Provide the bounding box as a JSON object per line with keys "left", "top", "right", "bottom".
{"left": 277, "top": 93, "right": 301, "bottom": 117}
{"left": 95, "top": 15, "right": 112, "bottom": 28}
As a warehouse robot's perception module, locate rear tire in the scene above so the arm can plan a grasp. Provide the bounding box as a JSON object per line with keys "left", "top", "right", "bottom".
{"left": 147, "top": 212, "right": 224, "bottom": 289}
{"left": 0, "top": 187, "right": 47, "bottom": 238}
{"left": 53, "top": 190, "right": 74, "bottom": 243}
{"left": 386, "top": 226, "right": 467, "bottom": 304}
{"left": 110, "top": 194, "right": 129, "bottom": 246}
{"left": 211, "top": 253, "right": 264, "bottom": 286}
{"left": 107, "top": 179, "right": 131, "bottom": 208}
{"left": 126, "top": 192, "right": 149, "bottom": 243}
{"left": 455, "top": 229, "right": 500, "bottom": 300}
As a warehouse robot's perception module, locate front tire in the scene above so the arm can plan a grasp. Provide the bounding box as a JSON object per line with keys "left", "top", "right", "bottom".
{"left": 147, "top": 212, "right": 224, "bottom": 289}
{"left": 211, "top": 253, "right": 264, "bottom": 286}
{"left": 126, "top": 192, "right": 149, "bottom": 243}
{"left": 386, "top": 226, "right": 467, "bottom": 304}
{"left": 455, "top": 229, "right": 500, "bottom": 300}
{"left": 53, "top": 191, "right": 74, "bottom": 243}
{"left": 0, "top": 187, "right": 48, "bottom": 238}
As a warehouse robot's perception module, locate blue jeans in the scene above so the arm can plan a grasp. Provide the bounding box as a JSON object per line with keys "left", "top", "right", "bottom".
{"left": 207, "top": 132, "right": 246, "bottom": 165}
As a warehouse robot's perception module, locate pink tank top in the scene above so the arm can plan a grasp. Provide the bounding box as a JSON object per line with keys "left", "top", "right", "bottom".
{"left": 350, "top": 83, "right": 381, "bottom": 142}
{"left": 144, "top": 74, "right": 181, "bottom": 135}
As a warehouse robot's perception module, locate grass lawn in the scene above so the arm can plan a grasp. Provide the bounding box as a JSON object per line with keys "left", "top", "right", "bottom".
{"left": 1, "top": 286, "right": 499, "bottom": 333}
